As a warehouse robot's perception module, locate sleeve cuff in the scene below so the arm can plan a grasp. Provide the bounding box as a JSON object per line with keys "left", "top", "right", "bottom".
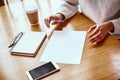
{"left": 110, "top": 18, "right": 120, "bottom": 34}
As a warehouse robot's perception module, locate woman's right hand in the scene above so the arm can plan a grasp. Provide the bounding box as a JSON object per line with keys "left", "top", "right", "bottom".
{"left": 44, "top": 13, "right": 65, "bottom": 28}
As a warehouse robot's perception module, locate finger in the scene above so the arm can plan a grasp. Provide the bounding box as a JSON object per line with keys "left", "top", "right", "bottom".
{"left": 49, "top": 15, "right": 59, "bottom": 21}
{"left": 90, "top": 37, "right": 99, "bottom": 44}
{"left": 95, "top": 38, "right": 102, "bottom": 44}
{"left": 90, "top": 36, "right": 102, "bottom": 43}
{"left": 51, "top": 20, "right": 61, "bottom": 25}
{"left": 88, "top": 25, "right": 96, "bottom": 33}
{"left": 49, "top": 16, "right": 60, "bottom": 25}
{"left": 88, "top": 29, "right": 99, "bottom": 39}
{"left": 45, "top": 15, "right": 57, "bottom": 27}
{"left": 89, "top": 31, "right": 103, "bottom": 43}
{"left": 88, "top": 25, "right": 100, "bottom": 39}
{"left": 44, "top": 19, "right": 50, "bottom": 27}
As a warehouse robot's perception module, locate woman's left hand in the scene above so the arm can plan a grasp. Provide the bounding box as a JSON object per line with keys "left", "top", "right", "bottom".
{"left": 88, "top": 21, "right": 114, "bottom": 44}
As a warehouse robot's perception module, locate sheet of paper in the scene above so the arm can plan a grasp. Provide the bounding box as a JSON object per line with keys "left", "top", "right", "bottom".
{"left": 40, "top": 31, "right": 87, "bottom": 64}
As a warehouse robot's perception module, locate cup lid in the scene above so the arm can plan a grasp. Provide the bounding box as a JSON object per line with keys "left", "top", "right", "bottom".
{"left": 25, "top": 5, "right": 38, "bottom": 14}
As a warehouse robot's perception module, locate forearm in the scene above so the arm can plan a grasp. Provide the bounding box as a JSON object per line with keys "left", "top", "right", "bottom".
{"left": 54, "top": 0, "right": 79, "bottom": 20}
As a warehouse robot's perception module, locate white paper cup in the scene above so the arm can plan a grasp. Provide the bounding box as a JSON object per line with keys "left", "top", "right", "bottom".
{"left": 25, "top": 6, "right": 38, "bottom": 25}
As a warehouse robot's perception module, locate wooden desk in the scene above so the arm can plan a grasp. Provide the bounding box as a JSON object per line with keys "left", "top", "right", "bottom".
{"left": 1, "top": 0, "right": 120, "bottom": 80}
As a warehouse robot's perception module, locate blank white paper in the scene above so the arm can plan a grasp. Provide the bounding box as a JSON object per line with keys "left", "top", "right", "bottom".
{"left": 40, "top": 31, "right": 87, "bottom": 64}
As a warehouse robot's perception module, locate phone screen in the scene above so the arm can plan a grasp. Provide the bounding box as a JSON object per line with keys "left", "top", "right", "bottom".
{"left": 28, "top": 62, "right": 57, "bottom": 79}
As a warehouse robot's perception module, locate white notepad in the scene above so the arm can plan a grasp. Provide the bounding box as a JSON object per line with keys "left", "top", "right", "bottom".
{"left": 40, "top": 31, "right": 87, "bottom": 64}
{"left": 10, "top": 31, "right": 46, "bottom": 57}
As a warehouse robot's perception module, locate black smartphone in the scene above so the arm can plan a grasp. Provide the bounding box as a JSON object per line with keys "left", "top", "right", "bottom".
{"left": 26, "top": 61, "right": 60, "bottom": 80}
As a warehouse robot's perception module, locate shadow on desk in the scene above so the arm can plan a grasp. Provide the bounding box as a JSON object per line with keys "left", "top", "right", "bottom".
{"left": 31, "top": 24, "right": 41, "bottom": 31}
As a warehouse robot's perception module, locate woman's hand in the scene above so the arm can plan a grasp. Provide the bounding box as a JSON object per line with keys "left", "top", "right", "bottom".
{"left": 88, "top": 21, "right": 114, "bottom": 44}
{"left": 44, "top": 13, "right": 65, "bottom": 28}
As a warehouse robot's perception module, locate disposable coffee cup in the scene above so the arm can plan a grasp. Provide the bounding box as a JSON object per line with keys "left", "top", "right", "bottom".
{"left": 25, "top": 6, "right": 38, "bottom": 25}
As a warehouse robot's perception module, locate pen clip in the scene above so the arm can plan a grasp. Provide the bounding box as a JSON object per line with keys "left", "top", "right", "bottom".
{"left": 8, "top": 32, "right": 24, "bottom": 48}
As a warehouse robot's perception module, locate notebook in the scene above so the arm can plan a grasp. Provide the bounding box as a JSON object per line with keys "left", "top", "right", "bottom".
{"left": 10, "top": 31, "right": 46, "bottom": 57}
{"left": 40, "top": 30, "right": 87, "bottom": 64}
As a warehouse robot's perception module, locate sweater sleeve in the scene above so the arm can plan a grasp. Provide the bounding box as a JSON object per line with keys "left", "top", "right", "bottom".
{"left": 54, "top": 0, "right": 79, "bottom": 20}
{"left": 110, "top": 17, "right": 120, "bottom": 39}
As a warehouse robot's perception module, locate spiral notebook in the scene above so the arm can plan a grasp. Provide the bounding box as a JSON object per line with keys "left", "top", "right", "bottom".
{"left": 9, "top": 31, "right": 46, "bottom": 57}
